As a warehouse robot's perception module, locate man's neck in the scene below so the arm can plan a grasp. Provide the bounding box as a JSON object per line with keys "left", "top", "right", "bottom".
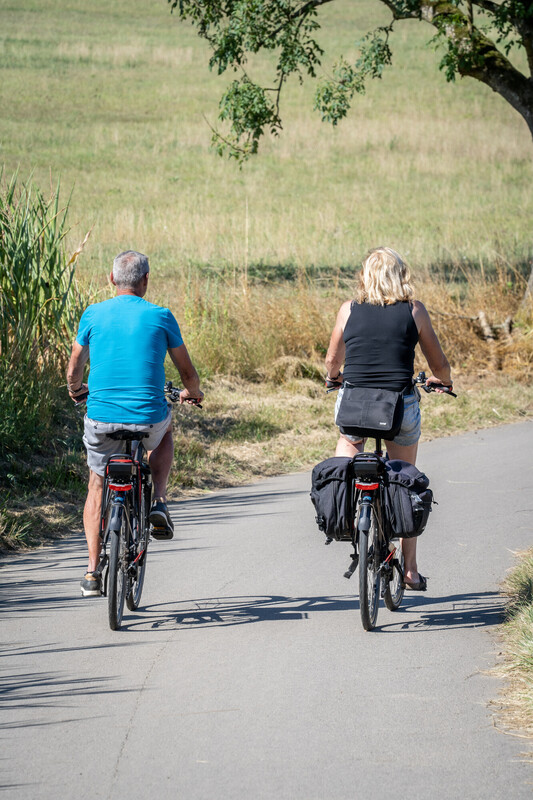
{"left": 116, "top": 288, "right": 144, "bottom": 298}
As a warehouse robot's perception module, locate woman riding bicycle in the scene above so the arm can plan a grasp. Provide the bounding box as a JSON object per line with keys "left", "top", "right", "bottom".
{"left": 325, "top": 247, "right": 453, "bottom": 592}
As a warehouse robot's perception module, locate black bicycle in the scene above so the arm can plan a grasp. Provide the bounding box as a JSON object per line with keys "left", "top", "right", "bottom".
{"left": 327, "top": 372, "right": 456, "bottom": 631}
{"left": 349, "top": 447, "right": 404, "bottom": 630}
{"left": 95, "top": 381, "right": 201, "bottom": 630}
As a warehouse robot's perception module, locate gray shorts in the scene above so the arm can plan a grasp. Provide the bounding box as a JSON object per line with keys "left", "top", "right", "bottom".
{"left": 83, "top": 407, "right": 172, "bottom": 476}
{"left": 335, "top": 390, "right": 421, "bottom": 447}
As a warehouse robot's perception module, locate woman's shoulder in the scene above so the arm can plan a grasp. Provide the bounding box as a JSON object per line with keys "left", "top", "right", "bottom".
{"left": 336, "top": 299, "right": 354, "bottom": 317}
{"left": 410, "top": 299, "right": 432, "bottom": 334}
{"left": 410, "top": 299, "right": 428, "bottom": 315}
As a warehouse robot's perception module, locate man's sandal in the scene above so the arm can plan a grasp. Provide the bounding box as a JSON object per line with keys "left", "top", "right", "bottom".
{"left": 402, "top": 574, "right": 427, "bottom": 591}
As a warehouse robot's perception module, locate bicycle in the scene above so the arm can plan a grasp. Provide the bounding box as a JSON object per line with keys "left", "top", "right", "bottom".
{"left": 93, "top": 381, "right": 201, "bottom": 630}
{"left": 326, "top": 371, "right": 456, "bottom": 631}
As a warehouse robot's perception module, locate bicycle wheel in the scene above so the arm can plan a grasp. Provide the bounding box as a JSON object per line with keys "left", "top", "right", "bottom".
{"left": 358, "top": 503, "right": 380, "bottom": 631}
{"left": 108, "top": 503, "right": 129, "bottom": 630}
{"left": 126, "top": 476, "right": 150, "bottom": 611}
{"left": 384, "top": 540, "right": 405, "bottom": 611}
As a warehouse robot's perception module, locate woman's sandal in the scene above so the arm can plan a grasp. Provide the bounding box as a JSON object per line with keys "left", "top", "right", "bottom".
{"left": 402, "top": 574, "right": 427, "bottom": 591}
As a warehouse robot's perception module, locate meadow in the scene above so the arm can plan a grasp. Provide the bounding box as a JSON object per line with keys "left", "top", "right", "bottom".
{"left": 0, "top": 0, "right": 532, "bottom": 275}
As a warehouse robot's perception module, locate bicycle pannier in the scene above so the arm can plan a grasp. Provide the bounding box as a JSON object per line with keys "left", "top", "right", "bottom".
{"left": 336, "top": 385, "right": 404, "bottom": 440}
{"left": 310, "top": 457, "right": 354, "bottom": 541}
{"left": 384, "top": 459, "right": 433, "bottom": 539}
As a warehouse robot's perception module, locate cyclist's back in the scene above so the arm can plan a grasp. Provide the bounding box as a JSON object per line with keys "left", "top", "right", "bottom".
{"left": 77, "top": 294, "right": 182, "bottom": 423}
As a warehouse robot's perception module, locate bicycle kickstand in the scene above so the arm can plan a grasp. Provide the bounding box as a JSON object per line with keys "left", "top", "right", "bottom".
{"left": 344, "top": 550, "right": 359, "bottom": 580}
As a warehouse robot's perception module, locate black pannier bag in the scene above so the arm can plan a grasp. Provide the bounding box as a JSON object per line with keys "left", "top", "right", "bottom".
{"left": 310, "top": 457, "right": 354, "bottom": 541}
{"left": 335, "top": 384, "right": 404, "bottom": 441}
{"left": 384, "top": 459, "right": 433, "bottom": 539}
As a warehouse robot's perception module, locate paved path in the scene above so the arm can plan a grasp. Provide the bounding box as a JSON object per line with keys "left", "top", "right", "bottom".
{"left": 1, "top": 422, "right": 532, "bottom": 799}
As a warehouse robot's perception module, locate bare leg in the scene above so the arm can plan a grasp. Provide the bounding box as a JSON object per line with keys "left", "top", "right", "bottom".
{"left": 335, "top": 433, "right": 364, "bottom": 458}
{"left": 147, "top": 425, "right": 173, "bottom": 500}
{"left": 385, "top": 440, "right": 420, "bottom": 585}
{"left": 84, "top": 470, "right": 104, "bottom": 572}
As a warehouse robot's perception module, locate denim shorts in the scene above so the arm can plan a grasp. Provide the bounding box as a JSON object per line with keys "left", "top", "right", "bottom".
{"left": 83, "top": 407, "right": 172, "bottom": 476}
{"left": 334, "top": 390, "right": 421, "bottom": 447}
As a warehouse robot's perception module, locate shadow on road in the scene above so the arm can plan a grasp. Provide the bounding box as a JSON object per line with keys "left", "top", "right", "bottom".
{"left": 0, "top": 668, "right": 134, "bottom": 717}
{"left": 121, "top": 590, "right": 504, "bottom": 633}
{"left": 170, "top": 489, "right": 307, "bottom": 527}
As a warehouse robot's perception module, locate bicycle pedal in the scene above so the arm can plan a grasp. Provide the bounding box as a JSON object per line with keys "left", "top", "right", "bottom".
{"left": 150, "top": 525, "right": 174, "bottom": 541}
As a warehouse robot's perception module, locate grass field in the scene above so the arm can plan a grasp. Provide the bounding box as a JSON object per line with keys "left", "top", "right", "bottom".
{"left": 1, "top": 0, "right": 532, "bottom": 275}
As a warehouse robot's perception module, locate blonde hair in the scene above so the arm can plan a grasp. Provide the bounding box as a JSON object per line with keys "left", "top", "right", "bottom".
{"left": 356, "top": 247, "right": 414, "bottom": 305}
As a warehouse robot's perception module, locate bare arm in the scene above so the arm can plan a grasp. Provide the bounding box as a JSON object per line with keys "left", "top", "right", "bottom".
{"left": 325, "top": 301, "right": 351, "bottom": 379}
{"left": 412, "top": 301, "right": 453, "bottom": 388}
{"left": 168, "top": 344, "right": 204, "bottom": 403}
{"left": 66, "top": 341, "right": 89, "bottom": 401}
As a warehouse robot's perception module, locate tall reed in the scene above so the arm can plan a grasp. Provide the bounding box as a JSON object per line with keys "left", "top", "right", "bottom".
{"left": 0, "top": 172, "right": 89, "bottom": 455}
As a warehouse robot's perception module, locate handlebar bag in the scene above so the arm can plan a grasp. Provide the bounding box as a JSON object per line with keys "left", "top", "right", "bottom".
{"left": 310, "top": 456, "right": 354, "bottom": 541}
{"left": 335, "top": 384, "right": 404, "bottom": 440}
{"left": 383, "top": 459, "right": 433, "bottom": 539}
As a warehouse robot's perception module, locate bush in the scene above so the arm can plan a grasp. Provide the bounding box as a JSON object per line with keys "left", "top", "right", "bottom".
{"left": 0, "top": 171, "right": 89, "bottom": 456}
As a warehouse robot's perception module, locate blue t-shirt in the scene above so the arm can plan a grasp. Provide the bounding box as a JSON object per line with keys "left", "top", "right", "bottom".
{"left": 76, "top": 295, "right": 183, "bottom": 423}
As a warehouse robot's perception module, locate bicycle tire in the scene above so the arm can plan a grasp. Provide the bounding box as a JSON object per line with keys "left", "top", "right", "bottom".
{"left": 358, "top": 502, "right": 380, "bottom": 631}
{"left": 108, "top": 503, "right": 129, "bottom": 630}
{"left": 126, "top": 477, "right": 151, "bottom": 611}
{"left": 384, "top": 540, "right": 405, "bottom": 611}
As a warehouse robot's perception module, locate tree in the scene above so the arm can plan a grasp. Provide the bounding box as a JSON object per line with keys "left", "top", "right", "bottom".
{"left": 169, "top": 0, "right": 533, "bottom": 160}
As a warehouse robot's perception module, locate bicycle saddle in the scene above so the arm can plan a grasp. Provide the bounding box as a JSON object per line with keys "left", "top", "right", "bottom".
{"left": 107, "top": 430, "right": 150, "bottom": 441}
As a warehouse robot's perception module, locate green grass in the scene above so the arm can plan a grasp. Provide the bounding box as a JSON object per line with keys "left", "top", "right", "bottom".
{"left": 0, "top": 0, "right": 532, "bottom": 275}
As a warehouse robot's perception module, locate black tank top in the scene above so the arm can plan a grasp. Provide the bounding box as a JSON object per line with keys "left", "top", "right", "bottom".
{"left": 342, "top": 301, "right": 418, "bottom": 392}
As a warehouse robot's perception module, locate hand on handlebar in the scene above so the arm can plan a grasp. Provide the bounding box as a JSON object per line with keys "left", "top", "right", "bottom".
{"left": 415, "top": 372, "right": 456, "bottom": 397}
{"left": 325, "top": 373, "right": 343, "bottom": 392}
{"left": 69, "top": 383, "right": 89, "bottom": 405}
{"left": 426, "top": 380, "right": 455, "bottom": 396}
{"left": 179, "top": 388, "right": 204, "bottom": 408}
{"left": 164, "top": 381, "right": 203, "bottom": 408}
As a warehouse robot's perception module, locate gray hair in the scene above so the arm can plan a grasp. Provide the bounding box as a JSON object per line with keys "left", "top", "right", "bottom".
{"left": 112, "top": 250, "right": 149, "bottom": 287}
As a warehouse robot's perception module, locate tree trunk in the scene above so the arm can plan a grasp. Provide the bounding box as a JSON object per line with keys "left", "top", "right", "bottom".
{"left": 461, "top": 39, "right": 533, "bottom": 141}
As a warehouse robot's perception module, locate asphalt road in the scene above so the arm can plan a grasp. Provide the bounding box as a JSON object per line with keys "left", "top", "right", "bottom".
{"left": 1, "top": 421, "right": 532, "bottom": 799}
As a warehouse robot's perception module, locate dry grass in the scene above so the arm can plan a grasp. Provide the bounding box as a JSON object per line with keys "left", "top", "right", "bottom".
{"left": 147, "top": 266, "right": 533, "bottom": 383}
{"left": 0, "top": 495, "right": 79, "bottom": 553}
{"left": 492, "top": 550, "right": 533, "bottom": 750}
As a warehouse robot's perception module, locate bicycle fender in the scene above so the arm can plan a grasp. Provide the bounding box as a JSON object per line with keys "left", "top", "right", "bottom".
{"left": 358, "top": 504, "right": 371, "bottom": 533}
{"left": 109, "top": 505, "right": 123, "bottom": 532}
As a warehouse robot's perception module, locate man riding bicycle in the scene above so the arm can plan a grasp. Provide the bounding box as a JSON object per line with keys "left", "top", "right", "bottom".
{"left": 67, "top": 250, "right": 203, "bottom": 597}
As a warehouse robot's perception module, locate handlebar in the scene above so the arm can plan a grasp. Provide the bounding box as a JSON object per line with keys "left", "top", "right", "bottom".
{"left": 73, "top": 390, "right": 89, "bottom": 406}
{"left": 325, "top": 372, "right": 456, "bottom": 397}
{"left": 164, "top": 381, "right": 203, "bottom": 408}
{"left": 325, "top": 378, "right": 343, "bottom": 393}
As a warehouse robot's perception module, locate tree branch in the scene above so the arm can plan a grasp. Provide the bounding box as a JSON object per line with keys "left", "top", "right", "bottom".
{"left": 378, "top": 0, "right": 420, "bottom": 20}
{"left": 289, "top": 0, "right": 336, "bottom": 20}
{"left": 471, "top": 0, "right": 500, "bottom": 15}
